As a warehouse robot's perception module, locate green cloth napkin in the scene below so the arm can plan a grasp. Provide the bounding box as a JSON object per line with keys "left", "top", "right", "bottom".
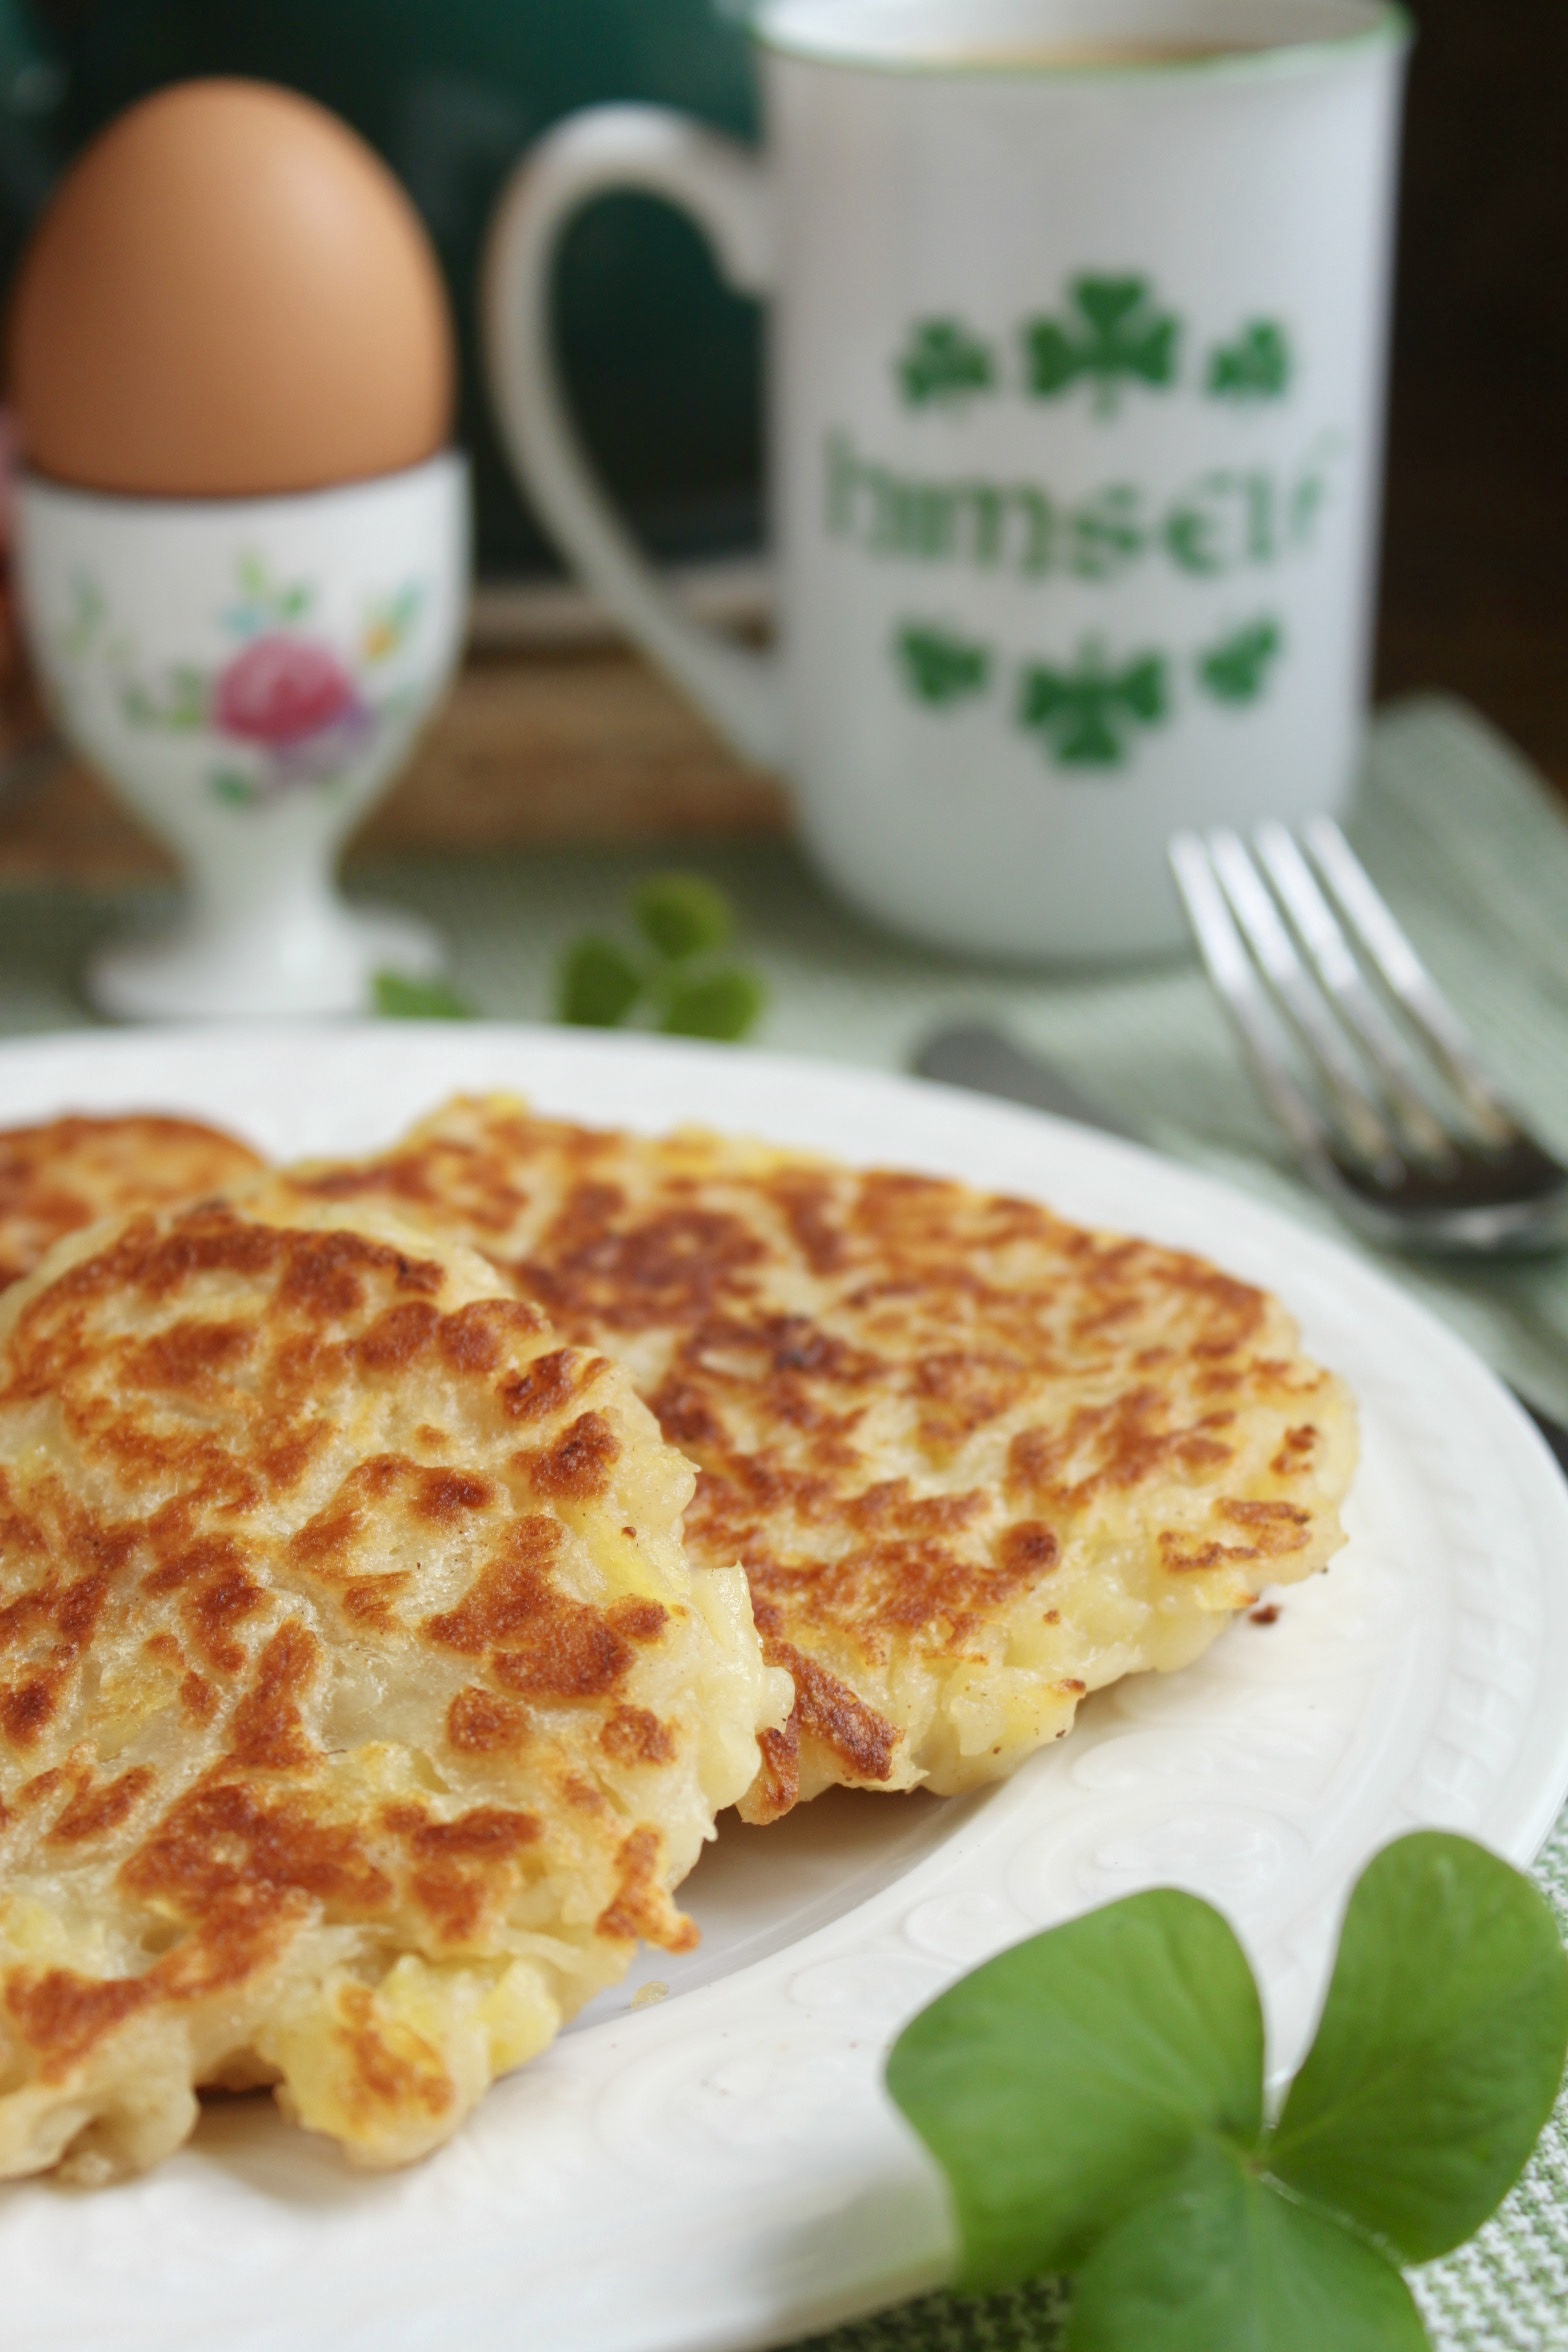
{"left": 3, "top": 692, "right": 1567, "bottom": 2346}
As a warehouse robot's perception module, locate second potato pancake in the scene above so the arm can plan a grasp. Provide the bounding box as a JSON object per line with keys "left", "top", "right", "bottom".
{"left": 0, "top": 1112, "right": 266, "bottom": 1289}
{"left": 259, "top": 1096, "right": 1358, "bottom": 1822}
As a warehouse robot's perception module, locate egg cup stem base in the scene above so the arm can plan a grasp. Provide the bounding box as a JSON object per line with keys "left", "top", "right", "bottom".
{"left": 86, "top": 897, "right": 444, "bottom": 1024}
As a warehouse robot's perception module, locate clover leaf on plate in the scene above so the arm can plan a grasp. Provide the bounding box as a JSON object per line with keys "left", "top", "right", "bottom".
{"left": 1269, "top": 1831, "right": 1568, "bottom": 2263}
{"left": 887, "top": 1890, "right": 1263, "bottom": 2290}
{"left": 1069, "top": 2137, "right": 1429, "bottom": 2352}
{"left": 887, "top": 1832, "right": 1568, "bottom": 2352}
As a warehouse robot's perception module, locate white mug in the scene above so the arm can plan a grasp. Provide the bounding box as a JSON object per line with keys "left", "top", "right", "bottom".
{"left": 485, "top": 0, "right": 1410, "bottom": 962}
{"left": 16, "top": 454, "right": 469, "bottom": 1020}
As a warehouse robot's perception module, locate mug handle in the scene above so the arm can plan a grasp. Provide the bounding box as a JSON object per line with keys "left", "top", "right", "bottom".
{"left": 482, "top": 106, "right": 784, "bottom": 769}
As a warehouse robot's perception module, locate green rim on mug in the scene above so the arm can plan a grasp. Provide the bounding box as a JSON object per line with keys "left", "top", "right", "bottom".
{"left": 754, "top": 0, "right": 1412, "bottom": 79}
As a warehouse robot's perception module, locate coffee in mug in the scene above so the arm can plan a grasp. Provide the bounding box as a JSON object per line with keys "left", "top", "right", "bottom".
{"left": 485, "top": 0, "right": 1412, "bottom": 961}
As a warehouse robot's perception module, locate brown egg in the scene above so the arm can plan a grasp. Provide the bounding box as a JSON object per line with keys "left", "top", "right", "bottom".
{"left": 7, "top": 78, "right": 455, "bottom": 498}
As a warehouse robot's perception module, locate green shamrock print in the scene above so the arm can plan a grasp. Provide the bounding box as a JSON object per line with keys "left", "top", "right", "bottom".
{"left": 1023, "top": 277, "right": 1180, "bottom": 417}
{"left": 1019, "top": 645, "right": 1169, "bottom": 768}
{"left": 898, "top": 319, "right": 997, "bottom": 407}
{"left": 1199, "top": 618, "right": 1285, "bottom": 705}
{"left": 1208, "top": 319, "right": 1294, "bottom": 402}
{"left": 897, "top": 624, "right": 991, "bottom": 706}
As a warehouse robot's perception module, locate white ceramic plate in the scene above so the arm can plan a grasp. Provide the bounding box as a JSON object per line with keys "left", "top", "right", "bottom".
{"left": 4, "top": 1024, "right": 1568, "bottom": 2352}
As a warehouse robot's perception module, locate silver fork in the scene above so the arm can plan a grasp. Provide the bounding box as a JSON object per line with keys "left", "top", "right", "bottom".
{"left": 1168, "top": 819, "right": 1568, "bottom": 1256}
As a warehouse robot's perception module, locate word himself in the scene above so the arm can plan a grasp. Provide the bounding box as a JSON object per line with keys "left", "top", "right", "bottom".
{"left": 826, "top": 433, "right": 1344, "bottom": 584}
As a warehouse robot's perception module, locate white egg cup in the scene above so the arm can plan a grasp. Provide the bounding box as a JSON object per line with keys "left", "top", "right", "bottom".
{"left": 15, "top": 453, "right": 469, "bottom": 1021}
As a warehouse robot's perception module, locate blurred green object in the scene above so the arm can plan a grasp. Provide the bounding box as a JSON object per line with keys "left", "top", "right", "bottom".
{"left": 660, "top": 966, "right": 765, "bottom": 1040}
{"left": 558, "top": 935, "right": 643, "bottom": 1028}
{"left": 558, "top": 869, "right": 764, "bottom": 1039}
{"left": 373, "top": 969, "right": 476, "bottom": 1020}
{"left": 631, "top": 870, "right": 733, "bottom": 961}
{"left": 6, "top": 0, "right": 762, "bottom": 576}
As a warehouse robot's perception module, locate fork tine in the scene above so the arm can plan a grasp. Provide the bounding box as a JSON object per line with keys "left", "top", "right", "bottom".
{"left": 1168, "top": 833, "right": 1348, "bottom": 1173}
{"left": 1251, "top": 822, "right": 1457, "bottom": 1166}
{"left": 1302, "top": 819, "right": 1519, "bottom": 1149}
{"left": 1204, "top": 830, "right": 1401, "bottom": 1174}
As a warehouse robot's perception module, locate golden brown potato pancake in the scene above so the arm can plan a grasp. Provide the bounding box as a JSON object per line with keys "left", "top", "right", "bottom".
{"left": 0, "top": 1192, "right": 787, "bottom": 2181}
{"left": 257, "top": 1096, "right": 1357, "bottom": 1823}
{"left": 0, "top": 1112, "right": 265, "bottom": 1288}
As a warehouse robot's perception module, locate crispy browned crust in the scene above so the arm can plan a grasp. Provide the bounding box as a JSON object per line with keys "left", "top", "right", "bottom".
{"left": 0, "top": 1113, "right": 266, "bottom": 1290}
{"left": 0, "top": 1192, "right": 781, "bottom": 2178}
{"left": 263, "top": 1098, "right": 1358, "bottom": 1820}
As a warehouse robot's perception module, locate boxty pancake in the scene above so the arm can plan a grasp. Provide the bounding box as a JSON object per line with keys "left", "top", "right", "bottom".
{"left": 0, "top": 1192, "right": 788, "bottom": 2181}
{"left": 0, "top": 1112, "right": 266, "bottom": 1289}
{"left": 257, "top": 1095, "right": 1358, "bottom": 1823}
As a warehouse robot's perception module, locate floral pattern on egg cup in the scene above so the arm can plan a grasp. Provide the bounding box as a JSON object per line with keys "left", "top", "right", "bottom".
{"left": 93, "top": 556, "right": 424, "bottom": 811}
{"left": 15, "top": 453, "right": 469, "bottom": 1021}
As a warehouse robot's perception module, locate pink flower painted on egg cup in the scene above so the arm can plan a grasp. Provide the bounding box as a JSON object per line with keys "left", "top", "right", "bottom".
{"left": 213, "top": 633, "right": 376, "bottom": 783}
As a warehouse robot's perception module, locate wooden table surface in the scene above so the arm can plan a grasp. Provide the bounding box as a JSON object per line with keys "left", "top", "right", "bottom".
{"left": 0, "top": 619, "right": 1557, "bottom": 890}
{"left": 0, "top": 640, "right": 789, "bottom": 887}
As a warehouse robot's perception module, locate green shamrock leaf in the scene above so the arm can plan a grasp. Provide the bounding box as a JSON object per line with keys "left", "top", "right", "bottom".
{"left": 897, "top": 625, "right": 992, "bottom": 707}
{"left": 1069, "top": 2138, "right": 1429, "bottom": 2352}
{"left": 558, "top": 937, "right": 643, "bottom": 1028}
{"left": 1024, "top": 277, "right": 1180, "bottom": 417}
{"left": 1019, "top": 647, "right": 1168, "bottom": 768}
{"left": 373, "top": 970, "right": 476, "bottom": 1020}
{"left": 887, "top": 1889, "right": 1263, "bottom": 2291}
{"left": 898, "top": 319, "right": 997, "bottom": 407}
{"left": 887, "top": 1832, "right": 1568, "bottom": 2352}
{"left": 557, "top": 875, "right": 765, "bottom": 1042}
{"left": 1269, "top": 1831, "right": 1568, "bottom": 2262}
{"left": 1198, "top": 618, "right": 1284, "bottom": 706}
{"left": 660, "top": 968, "right": 767, "bottom": 1042}
{"left": 1208, "top": 319, "right": 1293, "bottom": 402}
{"left": 632, "top": 873, "right": 733, "bottom": 962}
